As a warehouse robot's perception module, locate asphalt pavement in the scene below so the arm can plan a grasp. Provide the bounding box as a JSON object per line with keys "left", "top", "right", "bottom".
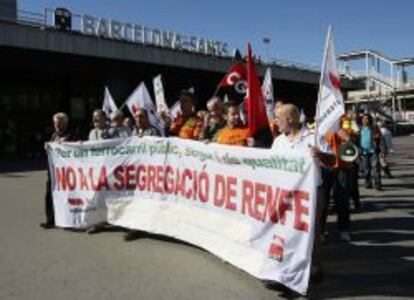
{"left": 0, "top": 136, "right": 413, "bottom": 300}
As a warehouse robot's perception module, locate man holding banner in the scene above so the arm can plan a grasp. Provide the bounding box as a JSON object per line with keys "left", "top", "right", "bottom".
{"left": 272, "top": 103, "right": 335, "bottom": 284}
{"left": 41, "top": 112, "right": 76, "bottom": 229}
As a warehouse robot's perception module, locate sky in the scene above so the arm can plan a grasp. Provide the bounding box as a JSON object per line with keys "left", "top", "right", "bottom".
{"left": 18, "top": 0, "right": 414, "bottom": 68}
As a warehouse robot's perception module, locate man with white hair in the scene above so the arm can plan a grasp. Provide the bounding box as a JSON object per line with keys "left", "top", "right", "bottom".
{"left": 40, "top": 112, "right": 75, "bottom": 229}
{"left": 88, "top": 109, "right": 113, "bottom": 141}
{"left": 132, "top": 107, "right": 160, "bottom": 137}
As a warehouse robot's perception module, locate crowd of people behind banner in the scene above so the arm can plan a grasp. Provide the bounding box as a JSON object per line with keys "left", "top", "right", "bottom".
{"left": 40, "top": 89, "right": 394, "bottom": 285}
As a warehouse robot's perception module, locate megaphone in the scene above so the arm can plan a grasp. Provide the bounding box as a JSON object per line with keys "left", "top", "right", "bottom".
{"left": 339, "top": 142, "right": 359, "bottom": 163}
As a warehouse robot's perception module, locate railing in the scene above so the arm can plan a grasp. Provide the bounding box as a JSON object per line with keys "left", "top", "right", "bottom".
{"left": 267, "top": 57, "right": 320, "bottom": 73}
{"left": 339, "top": 68, "right": 414, "bottom": 91}
{"left": 16, "top": 9, "right": 46, "bottom": 27}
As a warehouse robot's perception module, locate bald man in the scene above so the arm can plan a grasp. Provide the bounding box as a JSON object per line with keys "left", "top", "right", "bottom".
{"left": 271, "top": 103, "right": 333, "bottom": 284}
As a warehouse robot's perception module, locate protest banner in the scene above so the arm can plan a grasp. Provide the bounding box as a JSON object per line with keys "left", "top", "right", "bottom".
{"left": 47, "top": 137, "right": 318, "bottom": 294}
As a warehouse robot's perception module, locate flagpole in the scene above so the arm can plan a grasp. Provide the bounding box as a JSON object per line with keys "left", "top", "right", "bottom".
{"left": 117, "top": 101, "right": 128, "bottom": 113}
{"left": 115, "top": 83, "right": 143, "bottom": 114}
{"left": 314, "top": 25, "right": 332, "bottom": 147}
{"left": 212, "top": 85, "right": 221, "bottom": 97}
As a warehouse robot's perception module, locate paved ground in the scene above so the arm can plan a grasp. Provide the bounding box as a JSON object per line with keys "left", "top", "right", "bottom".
{"left": 0, "top": 136, "right": 413, "bottom": 300}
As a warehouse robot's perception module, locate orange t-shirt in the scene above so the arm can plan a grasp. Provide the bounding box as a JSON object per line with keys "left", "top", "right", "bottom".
{"left": 170, "top": 114, "right": 202, "bottom": 140}
{"left": 215, "top": 127, "right": 249, "bottom": 146}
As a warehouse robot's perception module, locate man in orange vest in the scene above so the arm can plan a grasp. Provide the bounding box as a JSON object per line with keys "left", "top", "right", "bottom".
{"left": 320, "top": 121, "right": 355, "bottom": 242}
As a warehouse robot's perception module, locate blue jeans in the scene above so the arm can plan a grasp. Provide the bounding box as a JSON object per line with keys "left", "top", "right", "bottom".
{"left": 361, "top": 153, "right": 381, "bottom": 188}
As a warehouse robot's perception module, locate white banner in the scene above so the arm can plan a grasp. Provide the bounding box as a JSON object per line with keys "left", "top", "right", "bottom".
{"left": 47, "top": 137, "right": 318, "bottom": 295}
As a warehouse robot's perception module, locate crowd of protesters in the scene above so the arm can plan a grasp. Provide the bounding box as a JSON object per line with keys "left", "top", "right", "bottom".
{"left": 40, "top": 89, "right": 395, "bottom": 285}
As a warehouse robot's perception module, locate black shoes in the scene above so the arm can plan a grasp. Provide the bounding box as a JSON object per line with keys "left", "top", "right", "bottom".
{"left": 40, "top": 222, "right": 55, "bottom": 229}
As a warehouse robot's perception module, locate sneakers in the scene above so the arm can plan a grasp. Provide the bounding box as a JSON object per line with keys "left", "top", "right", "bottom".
{"left": 339, "top": 231, "right": 351, "bottom": 242}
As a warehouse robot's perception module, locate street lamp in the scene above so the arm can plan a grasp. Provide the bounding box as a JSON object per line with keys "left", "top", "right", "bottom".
{"left": 262, "top": 37, "right": 271, "bottom": 62}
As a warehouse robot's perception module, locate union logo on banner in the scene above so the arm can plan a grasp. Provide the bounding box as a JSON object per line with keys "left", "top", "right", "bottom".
{"left": 68, "top": 197, "right": 85, "bottom": 226}
{"left": 268, "top": 234, "right": 285, "bottom": 262}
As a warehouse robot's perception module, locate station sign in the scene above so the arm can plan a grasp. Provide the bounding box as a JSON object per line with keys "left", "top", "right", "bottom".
{"left": 81, "top": 14, "right": 230, "bottom": 57}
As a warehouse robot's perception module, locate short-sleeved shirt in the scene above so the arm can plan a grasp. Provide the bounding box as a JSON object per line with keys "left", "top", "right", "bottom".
{"left": 271, "top": 128, "right": 323, "bottom": 185}
{"left": 271, "top": 128, "right": 316, "bottom": 152}
{"left": 88, "top": 127, "right": 113, "bottom": 141}
{"left": 111, "top": 126, "right": 132, "bottom": 139}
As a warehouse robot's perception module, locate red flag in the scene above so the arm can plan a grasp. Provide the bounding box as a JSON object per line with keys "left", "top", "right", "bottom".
{"left": 246, "top": 43, "right": 270, "bottom": 137}
{"left": 218, "top": 62, "right": 247, "bottom": 88}
{"left": 214, "top": 62, "right": 248, "bottom": 103}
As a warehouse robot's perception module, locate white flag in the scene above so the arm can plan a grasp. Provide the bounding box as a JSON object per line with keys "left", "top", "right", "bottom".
{"left": 262, "top": 67, "right": 274, "bottom": 122}
{"left": 300, "top": 109, "right": 306, "bottom": 124}
{"left": 169, "top": 101, "right": 181, "bottom": 120}
{"left": 153, "top": 75, "right": 169, "bottom": 113}
{"left": 102, "top": 87, "right": 118, "bottom": 119}
{"left": 316, "top": 26, "right": 345, "bottom": 137}
{"left": 126, "top": 82, "right": 164, "bottom": 135}
{"left": 166, "top": 87, "right": 194, "bottom": 120}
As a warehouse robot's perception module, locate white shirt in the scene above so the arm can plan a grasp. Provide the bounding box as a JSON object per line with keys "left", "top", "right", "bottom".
{"left": 88, "top": 128, "right": 107, "bottom": 141}
{"left": 272, "top": 128, "right": 324, "bottom": 185}
{"left": 113, "top": 126, "right": 132, "bottom": 139}
{"left": 272, "top": 128, "right": 316, "bottom": 152}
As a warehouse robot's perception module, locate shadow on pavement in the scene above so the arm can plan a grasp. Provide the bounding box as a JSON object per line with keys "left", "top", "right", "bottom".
{"left": 309, "top": 216, "right": 414, "bottom": 299}
{"left": 308, "top": 137, "right": 414, "bottom": 299}
{"left": 0, "top": 159, "right": 47, "bottom": 174}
